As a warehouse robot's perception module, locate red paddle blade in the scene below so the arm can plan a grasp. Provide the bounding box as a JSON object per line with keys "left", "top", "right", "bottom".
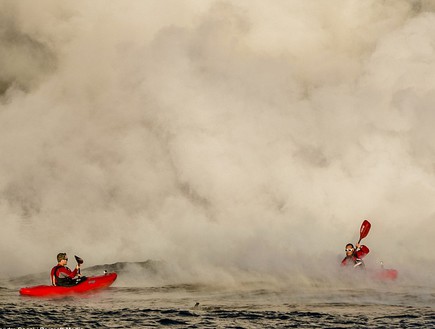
{"left": 359, "top": 220, "right": 371, "bottom": 241}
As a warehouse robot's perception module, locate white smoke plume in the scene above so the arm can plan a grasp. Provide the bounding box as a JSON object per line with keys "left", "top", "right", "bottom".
{"left": 1, "top": 0, "right": 435, "bottom": 286}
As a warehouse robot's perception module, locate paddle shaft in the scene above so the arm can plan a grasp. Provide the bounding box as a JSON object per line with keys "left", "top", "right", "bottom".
{"left": 75, "top": 255, "right": 83, "bottom": 275}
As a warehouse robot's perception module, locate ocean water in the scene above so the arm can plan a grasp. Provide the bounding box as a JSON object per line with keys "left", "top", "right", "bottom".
{"left": 1, "top": 262, "right": 434, "bottom": 328}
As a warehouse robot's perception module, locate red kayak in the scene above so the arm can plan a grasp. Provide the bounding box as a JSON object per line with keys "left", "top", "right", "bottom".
{"left": 371, "top": 268, "right": 398, "bottom": 281}
{"left": 341, "top": 266, "right": 398, "bottom": 282}
{"left": 19, "top": 272, "right": 117, "bottom": 297}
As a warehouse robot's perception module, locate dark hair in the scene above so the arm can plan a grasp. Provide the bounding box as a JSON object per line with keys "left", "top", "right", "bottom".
{"left": 57, "top": 253, "right": 67, "bottom": 262}
{"left": 346, "top": 243, "right": 354, "bottom": 249}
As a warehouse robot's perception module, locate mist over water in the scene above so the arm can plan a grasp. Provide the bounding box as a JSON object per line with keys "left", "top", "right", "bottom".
{"left": 1, "top": 0, "right": 435, "bottom": 289}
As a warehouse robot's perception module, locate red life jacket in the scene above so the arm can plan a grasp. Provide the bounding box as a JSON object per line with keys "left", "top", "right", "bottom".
{"left": 341, "top": 245, "right": 370, "bottom": 268}
{"left": 51, "top": 265, "right": 76, "bottom": 286}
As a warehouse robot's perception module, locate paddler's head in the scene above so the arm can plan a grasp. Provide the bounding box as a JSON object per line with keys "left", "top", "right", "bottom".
{"left": 57, "top": 252, "right": 68, "bottom": 265}
{"left": 345, "top": 243, "right": 355, "bottom": 256}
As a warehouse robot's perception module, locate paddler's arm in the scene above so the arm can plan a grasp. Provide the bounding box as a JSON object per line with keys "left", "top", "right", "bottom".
{"left": 355, "top": 244, "right": 370, "bottom": 258}
{"left": 59, "top": 266, "right": 79, "bottom": 278}
{"left": 76, "top": 264, "right": 81, "bottom": 277}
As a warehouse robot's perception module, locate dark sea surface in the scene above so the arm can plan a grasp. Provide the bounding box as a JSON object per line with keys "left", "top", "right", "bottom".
{"left": 1, "top": 262, "right": 434, "bottom": 328}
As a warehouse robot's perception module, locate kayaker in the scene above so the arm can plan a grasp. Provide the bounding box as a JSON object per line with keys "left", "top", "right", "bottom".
{"left": 50, "top": 253, "right": 81, "bottom": 286}
{"left": 341, "top": 243, "right": 370, "bottom": 269}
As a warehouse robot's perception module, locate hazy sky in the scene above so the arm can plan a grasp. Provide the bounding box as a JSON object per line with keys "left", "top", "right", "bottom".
{"left": 1, "top": 0, "right": 435, "bottom": 283}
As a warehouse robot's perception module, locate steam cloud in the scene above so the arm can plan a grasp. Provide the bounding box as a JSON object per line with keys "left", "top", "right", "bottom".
{"left": 1, "top": 0, "right": 435, "bottom": 285}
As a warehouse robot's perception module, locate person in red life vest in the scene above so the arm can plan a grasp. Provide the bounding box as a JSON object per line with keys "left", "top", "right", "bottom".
{"left": 51, "top": 253, "right": 81, "bottom": 286}
{"left": 341, "top": 243, "right": 370, "bottom": 269}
